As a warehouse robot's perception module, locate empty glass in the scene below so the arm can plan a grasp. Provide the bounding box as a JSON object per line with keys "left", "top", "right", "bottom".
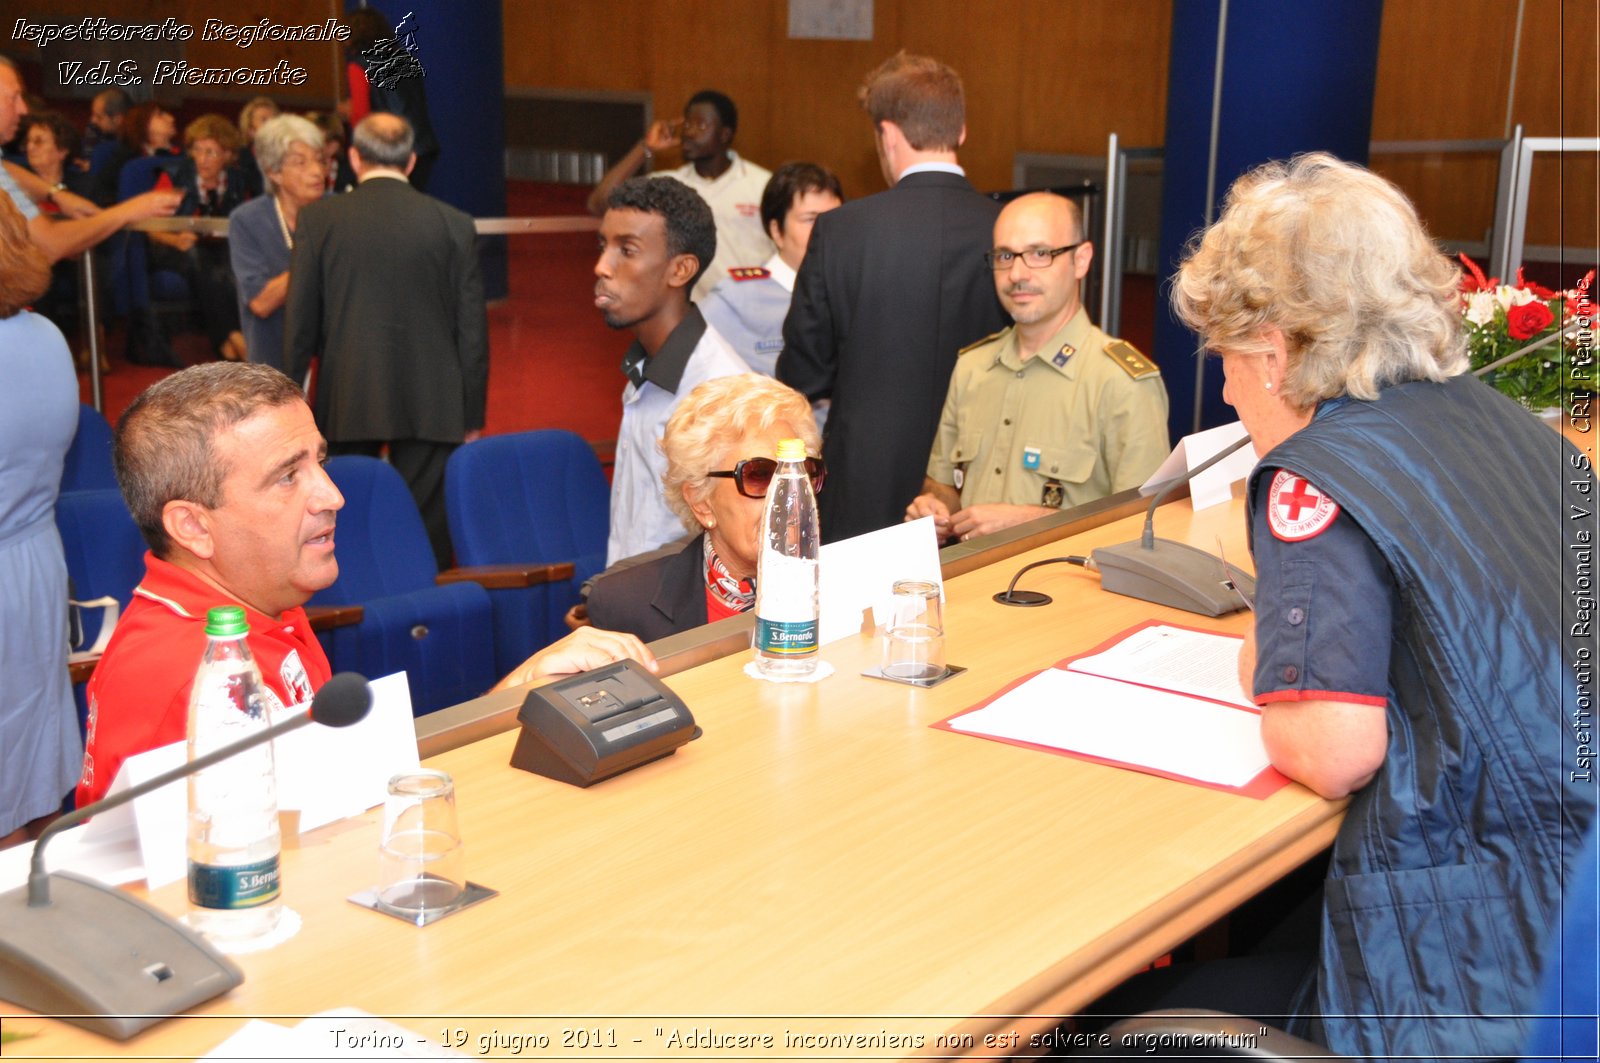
{"left": 882, "top": 580, "right": 946, "bottom": 681}
{"left": 375, "top": 770, "right": 465, "bottom": 921}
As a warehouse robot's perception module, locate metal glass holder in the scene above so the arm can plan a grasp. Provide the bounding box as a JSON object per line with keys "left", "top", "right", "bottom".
{"left": 860, "top": 663, "right": 967, "bottom": 689}
{"left": 347, "top": 879, "right": 499, "bottom": 927}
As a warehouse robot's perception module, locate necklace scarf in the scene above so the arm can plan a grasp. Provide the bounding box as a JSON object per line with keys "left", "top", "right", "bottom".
{"left": 703, "top": 536, "right": 754, "bottom": 613}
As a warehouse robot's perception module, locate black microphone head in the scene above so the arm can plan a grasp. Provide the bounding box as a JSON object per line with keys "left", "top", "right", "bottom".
{"left": 310, "top": 673, "right": 372, "bottom": 728}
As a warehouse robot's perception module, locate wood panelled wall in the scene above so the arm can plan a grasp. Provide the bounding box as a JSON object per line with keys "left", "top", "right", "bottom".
{"left": 1371, "top": 0, "right": 1595, "bottom": 260}
{"left": 501, "top": 0, "right": 1174, "bottom": 199}
{"left": 506, "top": 0, "right": 1594, "bottom": 265}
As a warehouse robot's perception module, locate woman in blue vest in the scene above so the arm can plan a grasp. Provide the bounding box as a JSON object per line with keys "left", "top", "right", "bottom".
{"left": 1171, "top": 153, "right": 1596, "bottom": 1060}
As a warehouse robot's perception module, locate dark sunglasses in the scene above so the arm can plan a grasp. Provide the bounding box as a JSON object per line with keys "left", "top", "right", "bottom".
{"left": 707, "top": 456, "right": 826, "bottom": 499}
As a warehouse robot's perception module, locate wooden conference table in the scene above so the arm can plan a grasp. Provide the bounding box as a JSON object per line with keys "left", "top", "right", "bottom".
{"left": 7, "top": 493, "right": 1343, "bottom": 1060}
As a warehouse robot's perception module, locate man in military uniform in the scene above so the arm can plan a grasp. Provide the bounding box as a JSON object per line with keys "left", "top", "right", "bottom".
{"left": 701, "top": 162, "right": 843, "bottom": 378}
{"left": 906, "top": 192, "right": 1169, "bottom": 541}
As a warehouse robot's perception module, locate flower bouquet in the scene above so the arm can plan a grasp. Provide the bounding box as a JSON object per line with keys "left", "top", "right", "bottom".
{"left": 1458, "top": 254, "right": 1594, "bottom": 412}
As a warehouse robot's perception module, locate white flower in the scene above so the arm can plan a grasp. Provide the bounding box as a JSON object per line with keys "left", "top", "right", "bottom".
{"left": 1495, "top": 285, "right": 1537, "bottom": 311}
{"left": 1466, "top": 290, "right": 1499, "bottom": 326}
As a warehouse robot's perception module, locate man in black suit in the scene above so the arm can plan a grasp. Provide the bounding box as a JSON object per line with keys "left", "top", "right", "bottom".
{"left": 777, "top": 51, "right": 1006, "bottom": 542}
{"left": 285, "top": 112, "right": 487, "bottom": 570}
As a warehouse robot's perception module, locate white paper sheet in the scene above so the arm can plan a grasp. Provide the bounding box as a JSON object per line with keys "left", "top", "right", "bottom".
{"left": 1140, "top": 420, "right": 1256, "bottom": 511}
{"left": 275, "top": 673, "right": 418, "bottom": 831}
{"left": 949, "top": 669, "right": 1270, "bottom": 788}
{"left": 1067, "top": 624, "right": 1256, "bottom": 710}
{"left": 0, "top": 819, "right": 146, "bottom": 892}
{"left": 0, "top": 743, "right": 189, "bottom": 892}
{"left": 816, "top": 517, "right": 943, "bottom": 645}
{"left": 3, "top": 676, "right": 416, "bottom": 894}
{"left": 84, "top": 741, "right": 188, "bottom": 887}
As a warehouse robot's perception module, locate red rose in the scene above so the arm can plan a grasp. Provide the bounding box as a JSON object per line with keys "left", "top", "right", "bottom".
{"left": 1507, "top": 299, "right": 1555, "bottom": 340}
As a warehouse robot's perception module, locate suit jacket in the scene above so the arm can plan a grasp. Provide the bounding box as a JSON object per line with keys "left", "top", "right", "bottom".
{"left": 586, "top": 535, "right": 707, "bottom": 643}
{"left": 285, "top": 176, "right": 487, "bottom": 442}
{"left": 777, "top": 170, "right": 1006, "bottom": 542}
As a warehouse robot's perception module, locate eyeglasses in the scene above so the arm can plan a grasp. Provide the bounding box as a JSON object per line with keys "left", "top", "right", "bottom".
{"left": 707, "top": 456, "right": 826, "bottom": 499}
{"left": 984, "top": 242, "right": 1085, "bottom": 270}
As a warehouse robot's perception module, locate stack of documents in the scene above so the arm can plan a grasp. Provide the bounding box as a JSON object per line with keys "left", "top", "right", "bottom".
{"left": 939, "top": 623, "right": 1286, "bottom": 796}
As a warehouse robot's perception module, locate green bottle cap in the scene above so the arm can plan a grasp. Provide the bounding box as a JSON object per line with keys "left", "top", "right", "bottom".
{"left": 205, "top": 606, "right": 249, "bottom": 637}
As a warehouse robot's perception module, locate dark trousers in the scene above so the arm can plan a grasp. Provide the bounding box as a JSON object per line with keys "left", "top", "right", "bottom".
{"left": 330, "top": 439, "right": 458, "bottom": 571}
{"left": 148, "top": 239, "right": 240, "bottom": 355}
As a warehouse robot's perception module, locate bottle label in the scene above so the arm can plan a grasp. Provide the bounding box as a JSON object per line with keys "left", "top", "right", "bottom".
{"left": 756, "top": 617, "right": 818, "bottom": 656}
{"left": 189, "top": 856, "right": 280, "bottom": 910}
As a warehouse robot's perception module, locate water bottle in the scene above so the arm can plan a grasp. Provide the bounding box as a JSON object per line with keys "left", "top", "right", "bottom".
{"left": 754, "top": 438, "right": 820, "bottom": 676}
{"left": 186, "top": 605, "right": 283, "bottom": 951}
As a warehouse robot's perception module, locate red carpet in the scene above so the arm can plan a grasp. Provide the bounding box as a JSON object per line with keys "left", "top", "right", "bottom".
{"left": 78, "top": 182, "right": 631, "bottom": 454}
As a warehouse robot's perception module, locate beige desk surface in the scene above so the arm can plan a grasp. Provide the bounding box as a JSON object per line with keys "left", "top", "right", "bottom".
{"left": 5, "top": 497, "right": 1343, "bottom": 1061}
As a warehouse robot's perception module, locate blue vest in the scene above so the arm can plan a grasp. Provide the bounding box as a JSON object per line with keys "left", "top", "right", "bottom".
{"left": 1249, "top": 374, "right": 1597, "bottom": 1060}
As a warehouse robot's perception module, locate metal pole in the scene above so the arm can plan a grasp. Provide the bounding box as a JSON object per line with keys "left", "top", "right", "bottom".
{"left": 78, "top": 253, "right": 102, "bottom": 413}
{"left": 1101, "top": 133, "right": 1120, "bottom": 333}
{"left": 1194, "top": 0, "right": 1230, "bottom": 433}
{"left": 1490, "top": 124, "right": 1523, "bottom": 281}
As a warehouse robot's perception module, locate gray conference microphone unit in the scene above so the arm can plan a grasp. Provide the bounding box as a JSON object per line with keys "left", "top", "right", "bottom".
{"left": 0, "top": 672, "right": 372, "bottom": 1040}
{"left": 1088, "top": 434, "right": 1257, "bottom": 617}
{"left": 512, "top": 660, "right": 698, "bottom": 787}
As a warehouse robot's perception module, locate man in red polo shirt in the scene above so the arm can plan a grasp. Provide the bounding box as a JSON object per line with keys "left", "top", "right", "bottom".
{"left": 78, "top": 364, "right": 653, "bottom": 807}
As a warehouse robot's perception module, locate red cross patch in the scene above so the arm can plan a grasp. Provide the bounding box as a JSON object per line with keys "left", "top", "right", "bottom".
{"left": 1266, "top": 469, "right": 1340, "bottom": 541}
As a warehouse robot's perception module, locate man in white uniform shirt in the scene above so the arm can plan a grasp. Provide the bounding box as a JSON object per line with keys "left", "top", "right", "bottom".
{"left": 700, "top": 162, "right": 843, "bottom": 377}
{"left": 595, "top": 177, "right": 749, "bottom": 565}
{"left": 587, "top": 90, "right": 770, "bottom": 301}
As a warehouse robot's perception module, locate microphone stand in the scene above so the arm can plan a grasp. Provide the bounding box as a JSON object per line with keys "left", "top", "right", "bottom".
{"left": 27, "top": 711, "right": 316, "bottom": 907}
{"left": 1086, "top": 434, "right": 1258, "bottom": 616}
{"left": 0, "top": 673, "right": 370, "bottom": 1040}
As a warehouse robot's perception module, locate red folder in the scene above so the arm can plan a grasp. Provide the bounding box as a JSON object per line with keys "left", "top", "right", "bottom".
{"left": 932, "top": 619, "right": 1291, "bottom": 799}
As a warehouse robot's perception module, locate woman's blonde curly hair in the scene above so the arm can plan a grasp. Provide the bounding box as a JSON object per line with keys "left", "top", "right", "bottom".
{"left": 661, "top": 375, "right": 820, "bottom": 531}
{"left": 1172, "top": 152, "right": 1467, "bottom": 410}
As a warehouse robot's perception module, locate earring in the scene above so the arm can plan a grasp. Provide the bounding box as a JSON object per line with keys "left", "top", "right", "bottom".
{"left": 1264, "top": 381, "right": 1273, "bottom": 390}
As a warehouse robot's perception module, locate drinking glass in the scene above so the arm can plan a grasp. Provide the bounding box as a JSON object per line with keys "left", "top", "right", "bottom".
{"left": 882, "top": 580, "right": 946, "bottom": 681}
{"left": 375, "top": 770, "right": 465, "bottom": 920}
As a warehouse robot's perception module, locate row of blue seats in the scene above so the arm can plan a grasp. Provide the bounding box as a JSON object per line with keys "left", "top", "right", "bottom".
{"left": 56, "top": 404, "right": 611, "bottom": 719}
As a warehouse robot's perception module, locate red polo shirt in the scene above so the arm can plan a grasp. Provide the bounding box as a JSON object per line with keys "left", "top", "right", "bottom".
{"left": 77, "top": 554, "right": 332, "bottom": 808}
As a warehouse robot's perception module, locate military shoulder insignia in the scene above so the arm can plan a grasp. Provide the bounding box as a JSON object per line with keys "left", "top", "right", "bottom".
{"left": 1266, "top": 469, "right": 1341, "bottom": 542}
{"left": 727, "top": 266, "right": 770, "bottom": 281}
{"left": 958, "top": 329, "right": 1007, "bottom": 356}
{"left": 1105, "top": 339, "right": 1160, "bottom": 379}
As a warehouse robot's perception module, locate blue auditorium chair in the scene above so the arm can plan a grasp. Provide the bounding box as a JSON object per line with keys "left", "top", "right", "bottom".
{"left": 444, "top": 430, "right": 609, "bottom": 677}
{"left": 54, "top": 488, "right": 147, "bottom": 735}
{"left": 310, "top": 456, "right": 497, "bottom": 717}
{"left": 59, "top": 404, "right": 117, "bottom": 494}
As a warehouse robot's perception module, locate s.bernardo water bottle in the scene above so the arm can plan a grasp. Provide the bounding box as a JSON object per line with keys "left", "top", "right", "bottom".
{"left": 186, "top": 605, "right": 283, "bottom": 951}
{"left": 754, "top": 438, "right": 820, "bottom": 677}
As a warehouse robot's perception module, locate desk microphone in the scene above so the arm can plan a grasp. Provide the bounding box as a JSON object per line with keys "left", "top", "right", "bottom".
{"left": 993, "top": 435, "right": 1257, "bottom": 614}
{"left": 1085, "top": 434, "right": 1256, "bottom": 616}
{"left": 0, "top": 672, "right": 371, "bottom": 1040}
